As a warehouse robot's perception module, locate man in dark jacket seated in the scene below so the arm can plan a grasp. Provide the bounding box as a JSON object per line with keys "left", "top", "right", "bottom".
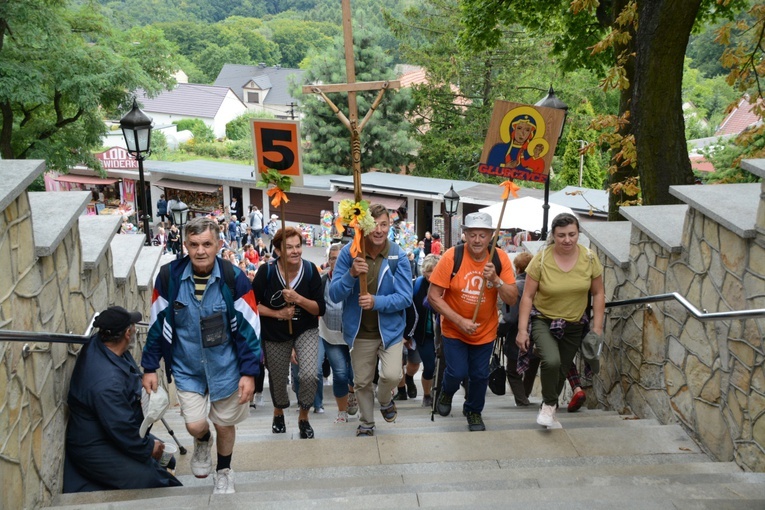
{"left": 63, "top": 306, "right": 182, "bottom": 493}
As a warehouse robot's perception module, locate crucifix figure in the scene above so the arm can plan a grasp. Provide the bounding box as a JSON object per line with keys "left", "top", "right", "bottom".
{"left": 302, "top": 0, "right": 400, "bottom": 293}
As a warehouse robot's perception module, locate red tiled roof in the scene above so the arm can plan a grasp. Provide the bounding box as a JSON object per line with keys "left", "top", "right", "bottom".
{"left": 690, "top": 155, "right": 714, "bottom": 173}
{"left": 715, "top": 97, "right": 762, "bottom": 136}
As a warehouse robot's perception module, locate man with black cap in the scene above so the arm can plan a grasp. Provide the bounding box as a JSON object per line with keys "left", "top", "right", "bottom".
{"left": 63, "top": 306, "right": 182, "bottom": 493}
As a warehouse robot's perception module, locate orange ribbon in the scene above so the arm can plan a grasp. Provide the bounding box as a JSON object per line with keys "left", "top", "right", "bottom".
{"left": 334, "top": 215, "right": 346, "bottom": 236}
{"left": 349, "top": 218, "right": 363, "bottom": 257}
{"left": 267, "top": 187, "right": 289, "bottom": 208}
{"left": 500, "top": 180, "right": 520, "bottom": 200}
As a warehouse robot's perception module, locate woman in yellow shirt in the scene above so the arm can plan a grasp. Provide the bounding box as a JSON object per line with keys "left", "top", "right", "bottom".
{"left": 516, "top": 213, "right": 605, "bottom": 429}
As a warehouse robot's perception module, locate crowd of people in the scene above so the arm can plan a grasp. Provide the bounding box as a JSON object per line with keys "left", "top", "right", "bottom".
{"left": 64, "top": 205, "right": 604, "bottom": 496}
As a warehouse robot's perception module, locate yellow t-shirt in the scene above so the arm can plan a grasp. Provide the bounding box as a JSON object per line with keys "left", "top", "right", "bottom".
{"left": 429, "top": 246, "right": 515, "bottom": 345}
{"left": 526, "top": 244, "right": 603, "bottom": 322}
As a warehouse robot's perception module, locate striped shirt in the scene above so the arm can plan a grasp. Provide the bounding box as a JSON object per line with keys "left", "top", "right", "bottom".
{"left": 193, "top": 272, "right": 211, "bottom": 301}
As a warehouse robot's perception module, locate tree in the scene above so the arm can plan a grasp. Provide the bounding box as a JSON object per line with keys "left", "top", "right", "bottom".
{"left": 262, "top": 19, "right": 338, "bottom": 68}
{"left": 293, "top": 31, "right": 416, "bottom": 175}
{"left": 0, "top": 0, "right": 178, "bottom": 171}
{"left": 458, "top": 0, "right": 749, "bottom": 217}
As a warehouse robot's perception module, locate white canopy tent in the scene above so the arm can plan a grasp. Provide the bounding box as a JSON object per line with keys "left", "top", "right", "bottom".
{"left": 478, "top": 196, "right": 574, "bottom": 233}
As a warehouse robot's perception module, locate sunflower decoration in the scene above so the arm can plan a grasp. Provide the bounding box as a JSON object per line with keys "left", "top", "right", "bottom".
{"left": 257, "top": 169, "right": 293, "bottom": 207}
{"left": 337, "top": 199, "right": 375, "bottom": 256}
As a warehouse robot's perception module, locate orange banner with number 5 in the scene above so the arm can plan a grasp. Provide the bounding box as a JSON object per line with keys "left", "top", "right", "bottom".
{"left": 251, "top": 119, "right": 303, "bottom": 186}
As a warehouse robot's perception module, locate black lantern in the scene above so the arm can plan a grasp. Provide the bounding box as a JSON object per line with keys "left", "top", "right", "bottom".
{"left": 171, "top": 201, "right": 189, "bottom": 259}
{"left": 120, "top": 99, "right": 153, "bottom": 245}
{"left": 534, "top": 85, "right": 569, "bottom": 240}
{"left": 443, "top": 184, "right": 461, "bottom": 248}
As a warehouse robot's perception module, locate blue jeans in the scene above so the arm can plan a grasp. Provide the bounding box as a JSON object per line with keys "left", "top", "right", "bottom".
{"left": 292, "top": 338, "right": 325, "bottom": 409}
{"left": 322, "top": 339, "right": 354, "bottom": 398}
{"left": 441, "top": 336, "right": 493, "bottom": 414}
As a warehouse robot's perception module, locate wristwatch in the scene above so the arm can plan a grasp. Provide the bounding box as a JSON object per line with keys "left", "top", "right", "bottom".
{"left": 494, "top": 279, "right": 504, "bottom": 288}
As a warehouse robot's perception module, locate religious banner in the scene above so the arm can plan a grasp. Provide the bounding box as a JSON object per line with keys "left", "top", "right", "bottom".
{"left": 478, "top": 101, "right": 566, "bottom": 183}
{"left": 251, "top": 119, "right": 303, "bottom": 187}
{"left": 121, "top": 178, "right": 136, "bottom": 204}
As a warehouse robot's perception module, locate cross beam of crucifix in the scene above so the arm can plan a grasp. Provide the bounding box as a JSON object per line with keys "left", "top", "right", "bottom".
{"left": 302, "top": 0, "right": 401, "bottom": 294}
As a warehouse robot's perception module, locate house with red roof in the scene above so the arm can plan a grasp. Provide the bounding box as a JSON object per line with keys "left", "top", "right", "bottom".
{"left": 715, "top": 95, "right": 762, "bottom": 136}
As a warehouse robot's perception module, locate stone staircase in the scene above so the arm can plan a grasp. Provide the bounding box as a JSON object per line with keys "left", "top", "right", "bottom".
{"left": 48, "top": 383, "right": 765, "bottom": 509}
{"left": 0, "top": 160, "right": 172, "bottom": 509}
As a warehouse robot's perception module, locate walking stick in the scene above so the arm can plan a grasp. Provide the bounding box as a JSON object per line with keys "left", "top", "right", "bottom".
{"left": 472, "top": 181, "right": 520, "bottom": 322}
{"left": 160, "top": 417, "right": 187, "bottom": 455}
{"left": 279, "top": 201, "right": 293, "bottom": 334}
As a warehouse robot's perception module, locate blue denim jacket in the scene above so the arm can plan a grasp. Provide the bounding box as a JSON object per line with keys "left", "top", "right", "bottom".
{"left": 171, "top": 261, "right": 241, "bottom": 401}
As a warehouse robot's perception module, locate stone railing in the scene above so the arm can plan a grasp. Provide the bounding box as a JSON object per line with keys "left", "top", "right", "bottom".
{"left": 582, "top": 159, "right": 765, "bottom": 472}
{"left": 0, "top": 160, "right": 158, "bottom": 509}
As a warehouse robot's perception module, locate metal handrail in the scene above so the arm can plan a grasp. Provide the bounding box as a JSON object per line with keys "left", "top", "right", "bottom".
{"left": 0, "top": 314, "right": 150, "bottom": 358}
{"left": 606, "top": 292, "right": 765, "bottom": 321}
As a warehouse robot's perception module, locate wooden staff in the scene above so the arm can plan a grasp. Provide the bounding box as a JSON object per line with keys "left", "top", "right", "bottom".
{"left": 278, "top": 199, "right": 293, "bottom": 335}
{"left": 472, "top": 181, "right": 519, "bottom": 322}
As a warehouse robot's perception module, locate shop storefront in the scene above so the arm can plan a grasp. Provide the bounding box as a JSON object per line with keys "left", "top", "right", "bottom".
{"left": 153, "top": 178, "right": 223, "bottom": 218}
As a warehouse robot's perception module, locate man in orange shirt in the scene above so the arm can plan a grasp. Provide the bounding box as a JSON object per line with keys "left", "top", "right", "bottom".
{"left": 427, "top": 212, "right": 518, "bottom": 431}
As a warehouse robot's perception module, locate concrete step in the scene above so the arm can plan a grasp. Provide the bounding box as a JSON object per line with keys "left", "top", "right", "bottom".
{"left": 51, "top": 459, "right": 764, "bottom": 509}
{"left": 669, "top": 182, "right": 760, "bottom": 239}
{"left": 134, "top": 245, "right": 165, "bottom": 291}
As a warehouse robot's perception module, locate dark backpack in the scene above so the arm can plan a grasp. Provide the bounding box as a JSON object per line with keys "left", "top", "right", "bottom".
{"left": 451, "top": 243, "right": 502, "bottom": 278}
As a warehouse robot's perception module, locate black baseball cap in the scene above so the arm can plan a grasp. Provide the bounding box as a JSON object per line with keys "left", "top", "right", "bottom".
{"left": 93, "top": 306, "right": 142, "bottom": 333}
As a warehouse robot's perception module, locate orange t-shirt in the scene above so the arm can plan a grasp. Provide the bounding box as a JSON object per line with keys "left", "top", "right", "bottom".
{"left": 429, "top": 246, "right": 515, "bottom": 345}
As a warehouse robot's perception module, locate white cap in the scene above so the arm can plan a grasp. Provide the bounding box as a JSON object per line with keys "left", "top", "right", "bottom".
{"left": 140, "top": 387, "right": 169, "bottom": 438}
{"left": 270, "top": 214, "right": 278, "bottom": 220}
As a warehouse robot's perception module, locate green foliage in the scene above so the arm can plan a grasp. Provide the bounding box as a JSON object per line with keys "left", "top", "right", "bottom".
{"left": 174, "top": 119, "right": 215, "bottom": 142}
{"left": 701, "top": 130, "right": 764, "bottom": 183}
{"left": 151, "top": 130, "right": 169, "bottom": 155}
{"left": 181, "top": 139, "right": 228, "bottom": 158}
{"left": 156, "top": 17, "right": 280, "bottom": 82}
{"left": 294, "top": 31, "right": 416, "bottom": 175}
{"left": 262, "top": 19, "right": 338, "bottom": 68}
{"left": 559, "top": 102, "right": 607, "bottom": 189}
{"left": 0, "top": 0, "right": 177, "bottom": 170}
{"left": 226, "top": 111, "right": 275, "bottom": 141}
{"left": 227, "top": 139, "right": 254, "bottom": 161}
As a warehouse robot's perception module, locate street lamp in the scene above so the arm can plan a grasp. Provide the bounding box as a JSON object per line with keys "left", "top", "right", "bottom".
{"left": 120, "top": 99, "right": 153, "bottom": 246}
{"left": 443, "top": 184, "right": 460, "bottom": 248}
{"left": 171, "top": 201, "right": 189, "bottom": 259}
{"left": 534, "top": 85, "right": 569, "bottom": 240}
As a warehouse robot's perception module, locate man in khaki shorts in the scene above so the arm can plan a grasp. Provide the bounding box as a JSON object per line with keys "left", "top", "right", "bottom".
{"left": 142, "top": 217, "right": 262, "bottom": 494}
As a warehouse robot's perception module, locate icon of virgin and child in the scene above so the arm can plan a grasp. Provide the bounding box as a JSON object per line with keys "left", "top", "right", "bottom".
{"left": 483, "top": 106, "right": 550, "bottom": 181}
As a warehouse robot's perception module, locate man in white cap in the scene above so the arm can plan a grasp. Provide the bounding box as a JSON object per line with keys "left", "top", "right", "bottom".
{"left": 266, "top": 213, "right": 279, "bottom": 251}
{"left": 63, "top": 306, "right": 182, "bottom": 493}
{"left": 427, "top": 212, "right": 518, "bottom": 431}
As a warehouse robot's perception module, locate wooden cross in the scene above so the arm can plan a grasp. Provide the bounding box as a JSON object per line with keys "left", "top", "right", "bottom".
{"left": 302, "top": 0, "right": 400, "bottom": 293}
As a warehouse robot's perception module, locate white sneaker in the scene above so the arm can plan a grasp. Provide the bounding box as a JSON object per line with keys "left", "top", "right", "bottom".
{"left": 547, "top": 418, "right": 563, "bottom": 429}
{"left": 536, "top": 403, "right": 557, "bottom": 428}
{"left": 254, "top": 393, "right": 264, "bottom": 407}
{"left": 335, "top": 411, "right": 349, "bottom": 424}
{"left": 347, "top": 392, "right": 358, "bottom": 416}
{"left": 213, "top": 468, "right": 235, "bottom": 494}
{"left": 191, "top": 438, "right": 213, "bottom": 478}
{"left": 314, "top": 406, "right": 325, "bottom": 414}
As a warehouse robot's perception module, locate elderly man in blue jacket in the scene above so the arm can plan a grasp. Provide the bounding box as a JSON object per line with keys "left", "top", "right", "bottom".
{"left": 329, "top": 203, "right": 413, "bottom": 437}
{"left": 63, "top": 306, "right": 182, "bottom": 493}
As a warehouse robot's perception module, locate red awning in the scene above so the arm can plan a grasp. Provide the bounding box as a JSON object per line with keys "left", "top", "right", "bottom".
{"left": 329, "top": 190, "right": 406, "bottom": 211}
{"left": 53, "top": 174, "right": 118, "bottom": 185}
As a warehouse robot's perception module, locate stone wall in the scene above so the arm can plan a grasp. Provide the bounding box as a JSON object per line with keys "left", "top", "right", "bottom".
{"left": 592, "top": 186, "right": 765, "bottom": 472}
{"left": 0, "top": 187, "right": 150, "bottom": 509}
